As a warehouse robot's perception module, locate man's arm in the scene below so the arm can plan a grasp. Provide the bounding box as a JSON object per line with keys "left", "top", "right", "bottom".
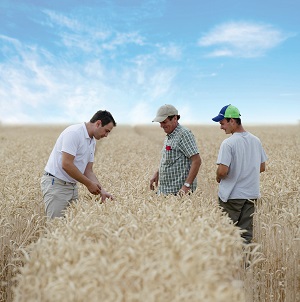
{"left": 216, "top": 164, "right": 229, "bottom": 183}
{"left": 84, "top": 162, "right": 113, "bottom": 201}
{"left": 180, "top": 153, "right": 201, "bottom": 194}
{"left": 260, "top": 162, "right": 266, "bottom": 173}
{"left": 61, "top": 152, "right": 101, "bottom": 195}
{"left": 84, "top": 162, "right": 101, "bottom": 184}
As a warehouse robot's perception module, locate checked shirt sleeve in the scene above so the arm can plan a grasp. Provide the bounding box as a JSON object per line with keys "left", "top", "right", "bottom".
{"left": 178, "top": 130, "right": 199, "bottom": 158}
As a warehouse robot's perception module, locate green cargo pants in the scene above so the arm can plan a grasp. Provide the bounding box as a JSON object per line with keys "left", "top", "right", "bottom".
{"left": 218, "top": 198, "right": 256, "bottom": 244}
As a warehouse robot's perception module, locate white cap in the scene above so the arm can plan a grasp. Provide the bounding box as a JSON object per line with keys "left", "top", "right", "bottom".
{"left": 152, "top": 104, "right": 178, "bottom": 122}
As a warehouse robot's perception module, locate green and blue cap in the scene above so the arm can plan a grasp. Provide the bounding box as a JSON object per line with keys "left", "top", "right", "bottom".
{"left": 212, "top": 104, "right": 241, "bottom": 122}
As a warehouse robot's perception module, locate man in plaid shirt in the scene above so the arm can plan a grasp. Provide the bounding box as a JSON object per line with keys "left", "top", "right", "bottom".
{"left": 150, "top": 104, "right": 201, "bottom": 195}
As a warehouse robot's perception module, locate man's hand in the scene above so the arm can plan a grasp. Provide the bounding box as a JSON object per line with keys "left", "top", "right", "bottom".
{"left": 178, "top": 185, "right": 190, "bottom": 196}
{"left": 150, "top": 171, "right": 159, "bottom": 190}
{"left": 100, "top": 189, "right": 114, "bottom": 203}
{"left": 87, "top": 181, "right": 102, "bottom": 195}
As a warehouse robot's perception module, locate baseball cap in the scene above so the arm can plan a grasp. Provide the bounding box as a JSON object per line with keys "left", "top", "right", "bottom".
{"left": 152, "top": 104, "right": 178, "bottom": 122}
{"left": 212, "top": 104, "right": 241, "bottom": 122}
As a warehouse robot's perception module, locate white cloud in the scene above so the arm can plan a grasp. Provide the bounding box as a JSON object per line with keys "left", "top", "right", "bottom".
{"left": 148, "top": 69, "right": 177, "bottom": 99}
{"left": 157, "top": 43, "right": 182, "bottom": 60}
{"left": 42, "top": 10, "right": 85, "bottom": 32}
{"left": 129, "top": 102, "right": 151, "bottom": 124}
{"left": 0, "top": 34, "right": 19, "bottom": 45}
{"left": 198, "top": 21, "right": 291, "bottom": 58}
{"left": 0, "top": 33, "right": 177, "bottom": 125}
{"left": 124, "top": 53, "right": 177, "bottom": 99}
{"left": 198, "top": 72, "right": 217, "bottom": 78}
{"left": 42, "top": 10, "right": 145, "bottom": 54}
{"left": 102, "top": 32, "right": 145, "bottom": 50}
{"left": 177, "top": 104, "right": 199, "bottom": 124}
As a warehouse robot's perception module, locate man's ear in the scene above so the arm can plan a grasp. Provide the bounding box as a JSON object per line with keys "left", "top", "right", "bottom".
{"left": 97, "top": 120, "right": 102, "bottom": 127}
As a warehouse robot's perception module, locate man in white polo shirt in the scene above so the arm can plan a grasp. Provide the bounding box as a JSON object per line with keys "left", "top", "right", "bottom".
{"left": 41, "top": 110, "right": 116, "bottom": 219}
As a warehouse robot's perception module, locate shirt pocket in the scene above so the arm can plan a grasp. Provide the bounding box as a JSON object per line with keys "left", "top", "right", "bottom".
{"left": 161, "top": 146, "right": 181, "bottom": 166}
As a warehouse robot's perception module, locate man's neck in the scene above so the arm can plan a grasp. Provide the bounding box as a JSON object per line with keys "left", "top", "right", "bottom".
{"left": 232, "top": 124, "right": 245, "bottom": 134}
{"left": 85, "top": 122, "right": 94, "bottom": 138}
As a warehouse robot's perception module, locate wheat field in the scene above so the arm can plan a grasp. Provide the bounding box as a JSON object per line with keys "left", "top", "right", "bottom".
{"left": 0, "top": 124, "right": 299, "bottom": 302}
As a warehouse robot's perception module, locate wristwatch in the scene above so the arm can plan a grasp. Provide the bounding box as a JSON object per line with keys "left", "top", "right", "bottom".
{"left": 184, "top": 182, "right": 191, "bottom": 188}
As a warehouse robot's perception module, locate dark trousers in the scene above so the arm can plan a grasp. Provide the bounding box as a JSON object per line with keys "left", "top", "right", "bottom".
{"left": 218, "top": 198, "right": 256, "bottom": 244}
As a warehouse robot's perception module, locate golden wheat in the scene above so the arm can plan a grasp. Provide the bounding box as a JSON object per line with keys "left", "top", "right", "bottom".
{"left": 0, "top": 124, "right": 299, "bottom": 302}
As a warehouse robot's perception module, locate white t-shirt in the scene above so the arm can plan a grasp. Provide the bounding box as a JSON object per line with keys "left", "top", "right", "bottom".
{"left": 45, "top": 123, "right": 96, "bottom": 183}
{"left": 217, "top": 132, "right": 267, "bottom": 202}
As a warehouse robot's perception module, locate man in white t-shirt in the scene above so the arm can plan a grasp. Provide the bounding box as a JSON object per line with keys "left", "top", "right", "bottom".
{"left": 41, "top": 110, "right": 116, "bottom": 219}
{"left": 212, "top": 104, "right": 267, "bottom": 243}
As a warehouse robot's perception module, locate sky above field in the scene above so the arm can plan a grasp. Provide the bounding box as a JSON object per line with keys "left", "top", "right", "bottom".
{"left": 0, "top": 0, "right": 299, "bottom": 125}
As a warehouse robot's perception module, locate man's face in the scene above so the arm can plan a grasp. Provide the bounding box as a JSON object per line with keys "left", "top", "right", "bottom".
{"left": 95, "top": 121, "right": 114, "bottom": 139}
{"left": 219, "top": 119, "right": 233, "bottom": 134}
{"left": 159, "top": 116, "right": 178, "bottom": 134}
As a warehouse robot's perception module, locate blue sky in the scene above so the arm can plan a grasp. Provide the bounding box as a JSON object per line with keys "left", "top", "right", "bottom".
{"left": 0, "top": 0, "right": 299, "bottom": 125}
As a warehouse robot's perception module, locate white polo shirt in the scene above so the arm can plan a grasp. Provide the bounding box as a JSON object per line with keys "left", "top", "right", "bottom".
{"left": 45, "top": 123, "right": 96, "bottom": 183}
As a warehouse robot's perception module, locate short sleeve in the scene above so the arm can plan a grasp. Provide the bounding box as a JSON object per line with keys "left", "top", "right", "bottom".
{"left": 217, "top": 141, "right": 232, "bottom": 167}
{"left": 61, "top": 130, "right": 80, "bottom": 156}
{"left": 178, "top": 130, "right": 199, "bottom": 158}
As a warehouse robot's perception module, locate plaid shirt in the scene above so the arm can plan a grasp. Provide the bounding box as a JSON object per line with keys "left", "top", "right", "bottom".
{"left": 158, "top": 124, "right": 199, "bottom": 195}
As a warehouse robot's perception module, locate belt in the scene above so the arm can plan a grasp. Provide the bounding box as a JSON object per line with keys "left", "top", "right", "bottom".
{"left": 44, "top": 172, "right": 55, "bottom": 177}
{"left": 44, "top": 171, "right": 76, "bottom": 186}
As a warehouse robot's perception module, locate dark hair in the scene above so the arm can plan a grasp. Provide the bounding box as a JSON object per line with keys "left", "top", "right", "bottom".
{"left": 90, "top": 110, "right": 117, "bottom": 126}
{"left": 168, "top": 115, "right": 181, "bottom": 121}
{"left": 225, "top": 117, "right": 241, "bottom": 125}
